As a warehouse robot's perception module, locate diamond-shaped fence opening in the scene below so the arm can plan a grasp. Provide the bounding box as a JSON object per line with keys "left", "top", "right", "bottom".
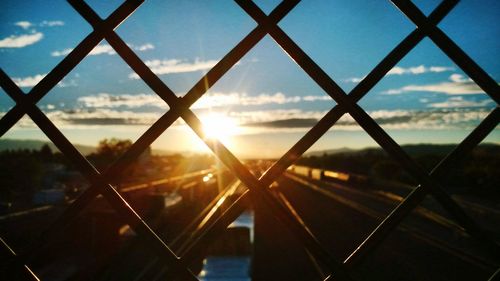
{"left": 114, "top": 0, "right": 258, "bottom": 96}
{"left": 191, "top": 35, "right": 338, "bottom": 160}
{"left": 358, "top": 38, "right": 497, "bottom": 156}
{"left": 1, "top": 0, "right": 499, "bottom": 280}
{"left": 276, "top": 0, "right": 417, "bottom": 94}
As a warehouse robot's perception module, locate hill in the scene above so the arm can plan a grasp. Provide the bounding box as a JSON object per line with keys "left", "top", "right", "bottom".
{"left": 304, "top": 143, "right": 499, "bottom": 158}
{"left": 0, "top": 139, "right": 96, "bottom": 156}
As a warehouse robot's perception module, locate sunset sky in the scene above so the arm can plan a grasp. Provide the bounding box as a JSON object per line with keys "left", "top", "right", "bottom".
{"left": 1, "top": 0, "right": 499, "bottom": 158}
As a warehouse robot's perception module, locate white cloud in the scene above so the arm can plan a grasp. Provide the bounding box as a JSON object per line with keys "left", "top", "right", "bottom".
{"left": 77, "top": 93, "right": 167, "bottom": 109}
{"left": 231, "top": 108, "right": 492, "bottom": 131}
{"left": 193, "top": 92, "right": 331, "bottom": 109}
{"left": 383, "top": 74, "right": 489, "bottom": 95}
{"left": 89, "top": 44, "right": 116, "bottom": 55}
{"left": 9, "top": 114, "right": 35, "bottom": 127}
{"left": 51, "top": 43, "right": 115, "bottom": 56}
{"left": 129, "top": 58, "right": 218, "bottom": 79}
{"left": 430, "top": 66, "right": 455, "bottom": 73}
{"left": 1, "top": 20, "right": 63, "bottom": 48}
{"left": 51, "top": 42, "right": 154, "bottom": 57}
{"left": 14, "top": 20, "right": 63, "bottom": 29}
{"left": 57, "top": 79, "right": 78, "bottom": 88}
{"left": 40, "top": 20, "right": 64, "bottom": 27}
{"left": 302, "top": 95, "right": 332, "bottom": 102}
{"left": 12, "top": 73, "right": 46, "bottom": 88}
{"left": 333, "top": 109, "right": 491, "bottom": 130}
{"left": 427, "top": 97, "right": 493, "bottom": 108}
{"left": 51, "top": 48, "right": 72, "bottom": 57}
{"left": 229, "top": 92, "right": 300, "bottom": 105}
{"left": 383, "top": 89, "right": 405, "bottom": 95}
{"left": 45, "top": 109, "right": 160, "bottom": 127}
{"left": 11, "top": 73, "right": 73, "bottom": 89}
{"left": 388, "top": 65, "right": 424, "bottom": 75}
{"left": 7, "top": 106, "right": 490, "bottom": 132}
{"left": 75, "top": 92, "right": 333, "bottom": 111}
{"left": 449, "top": 73, "right": 472, "bottom": 83}
{"left": 193, "top": 92, "right": 242, "bottom": 108}
{"left": 133, "top": 43, "right": 154, "bottom": 51}
{"left": 343, "top": 77, "right": 365, "bottom": 83}
{"left": 15, "top": 21, "right": 33, "bottom": 30}
{"left": 387, "top": 65, "right": 455, "bottom": 75}
{"left": 234, "top": 109, "right": 327, "bottom": 123}
{"left": 0, "top": 32, "right": 43, "bottom": 48}
{"left": 345, "top": 65, "right": 454, "bottom": 83}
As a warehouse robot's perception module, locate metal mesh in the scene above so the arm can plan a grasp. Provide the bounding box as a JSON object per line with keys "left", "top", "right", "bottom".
{"left": 1, "top": 0, "right": 498, "bottom": 280}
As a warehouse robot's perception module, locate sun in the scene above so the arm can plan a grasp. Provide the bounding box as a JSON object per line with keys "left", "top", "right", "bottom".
{"left": 201, "top": 113, "right": 240, "bottom": 142}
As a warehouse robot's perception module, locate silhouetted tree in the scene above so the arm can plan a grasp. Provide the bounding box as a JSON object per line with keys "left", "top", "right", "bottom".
{"left": 39, "top": 144, "right": 53, "bottom": 162}
{"left": 87, "top": 138, "right": 133, "bottom": 170}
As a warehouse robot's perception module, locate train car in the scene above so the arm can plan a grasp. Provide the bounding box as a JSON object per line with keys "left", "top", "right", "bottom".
{"left": 310, "top": 168, "right": 324, "bottom": 181}
{"left": 291, "top": 165, "right": 312, "bottom": 178}
{"left": 288, "top": 165, "right": 371, "bottom": 188}
{"left": 323, "top": 170, "right": 350, "bottom": 182}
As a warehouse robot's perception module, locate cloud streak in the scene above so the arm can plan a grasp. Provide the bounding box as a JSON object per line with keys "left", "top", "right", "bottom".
{"left": 333, "top": 109, "right": 491, "bottom": 130}
{"left": 12, "top": 73, "right": 77, "bottom": 89}
{"left": 77, "top": 93, "right": 167, "bottom": 109}
{"left": 50, "top": 48, "right": 72, "bottom": 57}
{"left": 43, "top": 109, "right": 160, "bottom": 127}
{"left": 88, "top": 44, "right": 116, "bottom": 55}
{"left": 75, "top": 92, "right": 333, "bottom": 110}
{"left": 51, "top": 43, "right": 154, "bottom": 57}
{"left": 231, "top": 109, "right": 327, "bottom": 125}
{"left": 14, "top": 20, "right": 64, "bottom": 29}
{"left": 426, "top": 96, "right": 493, "bottom": 108}
{"left": 14, "top": 21, "right": 33, "bottom": 30}
{"left": 0, "top": 32, "right": 43, "bottom": 48}
{"left": 12, "top": 74, "right": 46, "bottom": 88}
{"left": 194, "top": 92, "right": 332, "bottom": 109}
{"left": 244, "top": 118, "right": 319, "bottom": 128}
{"left": 193, "top": 92, "right": 302, "bottom": 108}
{"left": 234, "top": 108, "right": 491, "bottom": 131}
{"left": 387, "top": 65, "right": 454, "bottom": 75}
{"left": 345, "top": 65, "right": 454, "bottom": 83}
{"left": 383, "top": 74, "right": 491, "bottom": 95}
{"left": 40, "top": 20, "right": 64, "bottom": 27}
{"left": 134, "top": 43, "right": 154, "bottom": 51}
{"left": 3, "top": 20, "right": 64, "bottom": 49}
{"left": 6, "top": 107, "right": 490, "bottom": 132}
{"left": 129, "top": 58, "right": 218, "bottom": 79}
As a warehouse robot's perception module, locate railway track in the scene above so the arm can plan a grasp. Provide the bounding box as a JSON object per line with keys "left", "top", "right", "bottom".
{"left": 279, "top": 171, "right": 499, "bottom": 279}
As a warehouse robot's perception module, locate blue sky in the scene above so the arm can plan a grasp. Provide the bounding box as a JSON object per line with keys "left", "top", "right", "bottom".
{"left": 1, "top": 0, "right": 499, "bottom": 158}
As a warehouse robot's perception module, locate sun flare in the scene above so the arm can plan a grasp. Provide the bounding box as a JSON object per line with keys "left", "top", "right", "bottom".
{"left": 201, "top": 113, "right": 240, "bottom": 142}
